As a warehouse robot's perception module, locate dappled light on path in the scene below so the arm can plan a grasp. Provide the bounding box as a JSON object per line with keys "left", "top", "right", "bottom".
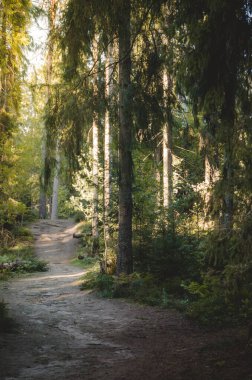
{"left": 19, "top": 271, "right": 85, "bottom": 282}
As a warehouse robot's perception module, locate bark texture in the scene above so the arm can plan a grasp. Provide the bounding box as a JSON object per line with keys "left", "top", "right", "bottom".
{"left": 117, "top": 1, "right": 133, "bottom": 275}
{"left": 91, "top": 36, "right": 99, "bottom": 255}
{"left": 162, "top": 68, "right": 173, "bottom": 210}
{"left": 104, "top": 44, "right": 113, "bottom": 257}
{"left": 51, "top": 144, "right": 60, "bottom": 220}
{"left": 39, "top": 0, "right": 57, "bottom": 219}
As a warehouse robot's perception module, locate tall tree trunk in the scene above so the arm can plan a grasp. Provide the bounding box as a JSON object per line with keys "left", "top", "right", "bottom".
{"left": 39, "top": 163, "right": 47, "bottom": 218}
{"left": 221, "top": 91, "right": 235, "bottom": 231}
{"left": 103, "top": 44, "right": 114, "bottom": 268}
{"left": 162, "top": 68, "right": 173, "bottom": 212}
{"left": 39, "top": 0, "right": 57, "bottom": 219}
{"left": 91, "top": 36, "right": 99, "bottom": 256}
{"left": 155, "top": 146, "right": 161, "bottom": 209}
{"left": 51, "top": 144, "right": 60, "bottom": 220}
{"left": 116, "top": 1, "right": 133, "bottom": 275}
{"left": 223, "top": 139, "right": 234, "bottom": 230}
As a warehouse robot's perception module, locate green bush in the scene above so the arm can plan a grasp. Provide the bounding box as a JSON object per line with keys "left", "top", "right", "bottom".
{"left": 134, "top": 232, "right": 201, "bottom": 283}
{"left": 17, "top": 258, "right": 48, "bottom": 273}
{"left": 12, "top": 226, "right": 32, "bottom": 238}
{"left": 184, "top": 265, "right": 252, "bottom": 326}
{"left": 81, "top": 271, "right": 182, "bottom": 307}
{"left": 0, "top": 243, "right": 48, "bottom": 276}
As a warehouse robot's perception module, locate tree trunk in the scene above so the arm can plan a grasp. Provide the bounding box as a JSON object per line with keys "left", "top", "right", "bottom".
{"left": 51, "top": 143, "right": 60, "bottom": 220}
{"left": 221, "top": 92, "right": 235, "bottom": 231}
{"left": 162, "top": 68, "right": 173, "bottom": 211}
{"left": 223, "top": 142, "right": 234, "bottom": 230}
{"left": 155, "top": 146, "right": 161, "bottom": 209}
{"left": 91, "top": 36, "right": 99, "bottom": 256}
{"left": 104, "top": 44, "right": 114, "bottom": 267}
{"left": 39, "top": 0, "right": 57, "bottom": 219}
{"left": 116, "top": 1, "right": 133, "bottom": 275}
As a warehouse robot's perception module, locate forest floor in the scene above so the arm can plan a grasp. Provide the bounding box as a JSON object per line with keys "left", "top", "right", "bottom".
{"left": 0, "top": 219, "right": 251, "bottom": 380}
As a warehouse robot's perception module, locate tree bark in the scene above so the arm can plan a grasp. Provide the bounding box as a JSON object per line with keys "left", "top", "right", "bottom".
{"left": 91, "top": 36, "right": 99, "bottom": 256}
{"left": 51, "top": 143, "right": 60, "bottom": 220}
{"left": 221, "top": 91, "right": 235, "bottom": 231}
{"left": 39, "top": 0, "right": 57, "bottom": 219}
{"left": 155, "top": 146, "right": 161, "bottom": 209}
{"left": 104, "top": 44, "right": 113, "bottom": 263}
{"left": 116, "top": 1, "right": 133, "bottom": 275}
{"left": 162, "top": 68, "right": 173, "bottom": 211}
{"left": 223, "top": 141, "right": 234, "bottom": 230}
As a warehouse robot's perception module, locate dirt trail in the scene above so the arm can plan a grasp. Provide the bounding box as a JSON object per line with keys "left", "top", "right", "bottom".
{"left": 0, "top": 220, "right": 251, "bottom": 380}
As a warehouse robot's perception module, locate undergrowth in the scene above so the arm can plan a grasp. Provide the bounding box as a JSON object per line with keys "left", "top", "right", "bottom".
{"left": 80, "top": 271, "right": 189, "bottom": 310}
{"left": 74, "top": 212, "right": 252, "bottom": 328}
{"left": 0, "top": 226, "right": 47, "bottom": 279}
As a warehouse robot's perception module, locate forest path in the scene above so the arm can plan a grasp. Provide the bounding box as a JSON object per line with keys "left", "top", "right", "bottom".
{"left": 0, "top": 220, "right": 250, "bottom": 380}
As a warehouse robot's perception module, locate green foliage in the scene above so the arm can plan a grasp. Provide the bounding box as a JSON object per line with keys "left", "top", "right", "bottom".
{"left": 1, "top": 0, "right": 250, "bottom": 332}
{"left": 134, "top": 231, "right": 201, "bottom": 282}
{"left": 0, "top": 199, "right": 26, "bottom": 229}
{"left": 0, "top": 226, "right": 47, "bottom": 277}
{"left": 81, "top": 270, "right": 188, "bottom": 308}
{"left": 181, "top": 214, "right": 252, "bottom": 326}
{"left": 203, "top": 213, "right": 252, "bottom": 268}
{"left": 72, "top": 255, "right": 98, "bottom": 269}
{"left": 184, "top": 265, "right": 252, "bottom": 327}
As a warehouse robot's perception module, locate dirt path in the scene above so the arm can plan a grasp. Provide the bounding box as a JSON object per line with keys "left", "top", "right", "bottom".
{"left": 0, "top": 220, "right": 251, "bottom": 380}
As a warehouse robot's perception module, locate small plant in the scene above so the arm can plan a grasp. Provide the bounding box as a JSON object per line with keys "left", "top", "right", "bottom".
{"left": 0, "top": 230, "right": 48, "bottom": 277}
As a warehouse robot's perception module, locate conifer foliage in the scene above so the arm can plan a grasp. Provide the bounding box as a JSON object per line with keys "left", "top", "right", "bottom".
{"left": 1, "top": 0, "right": 252, "bottom": 325}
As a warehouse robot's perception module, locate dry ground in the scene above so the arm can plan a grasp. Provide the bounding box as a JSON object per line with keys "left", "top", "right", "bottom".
{"left": 0, "top": 219, "right": 251, "bottom": 380}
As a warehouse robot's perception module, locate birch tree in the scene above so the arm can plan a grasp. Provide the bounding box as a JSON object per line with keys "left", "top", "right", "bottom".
{"left": 104, "top": 44, "right": 114, "bottom": 264}
{"left": 91, "top": 35, "right": 100, "bottom": 255}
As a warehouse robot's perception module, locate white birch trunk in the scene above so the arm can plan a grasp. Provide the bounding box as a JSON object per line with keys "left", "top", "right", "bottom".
{"left": 104, "top": 44, "right": 113, "bottom": 248}
{"left": 162, "top": 68, "right": 173, "bottom": 210}
{"left": 91, "top": 36, "right": 99, "bottom": 255}
{"left": 92, "top": 117, "right": 99, "bottom": 240}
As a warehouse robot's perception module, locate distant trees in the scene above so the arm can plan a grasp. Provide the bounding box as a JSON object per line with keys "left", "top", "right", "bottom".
{"left": 2, "top": 0, "right": 251, "bottom": 293}
{"left": 170, "top": 0, "right": 252, "bottom": 231}
{"left": 0, "top": 0, "right": 31, "bottom": 231}
{"left": 54, "top": 0, "right": 251, "bottom": 273}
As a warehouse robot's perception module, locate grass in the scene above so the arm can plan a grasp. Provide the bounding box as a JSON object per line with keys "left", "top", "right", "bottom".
{"left": 71, "top": 256, "right": 99, "bottom": 270}
{"left": 78, "top": 266, "right": 189, "bottom": 309}
{"left": 71, "top": 253, "right": 100, "bottom": 290}
{"left": 0, "top": 226, "right": 48, "bottom": 280}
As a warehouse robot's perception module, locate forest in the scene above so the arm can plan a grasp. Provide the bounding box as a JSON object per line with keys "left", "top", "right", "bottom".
{"left": 0, "top": 1, "right": 252, "bottom": 377}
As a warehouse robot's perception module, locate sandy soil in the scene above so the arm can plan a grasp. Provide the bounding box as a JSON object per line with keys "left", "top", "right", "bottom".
{"left": 0, "top": 219, "right": 251, "bottom": 380}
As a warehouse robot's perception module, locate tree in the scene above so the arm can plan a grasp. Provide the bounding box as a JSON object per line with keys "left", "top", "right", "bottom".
{"left": 0, "top": 0, "right": 31, "bottom": 228}
{"left": 39, "top": 0, "right": 58, "bottom": 219}
{"left": 103, "top": 43, "right": 114, "bottom": 267}
{"left": 91, "top": 35, "right": 100, "bottom": 255}
{"left": 170, "top": 0, "right": 252, "bottom": 230}
{"left": 116, "top": 1, "right": 133, "bottom": 274}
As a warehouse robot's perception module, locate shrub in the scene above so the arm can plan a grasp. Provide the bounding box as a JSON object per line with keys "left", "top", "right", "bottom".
{"left": 134, "top": 232, "right": 201, "bottom": 283}
{"left": 184, "top": 264, "right": 252, "bottom": 326}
